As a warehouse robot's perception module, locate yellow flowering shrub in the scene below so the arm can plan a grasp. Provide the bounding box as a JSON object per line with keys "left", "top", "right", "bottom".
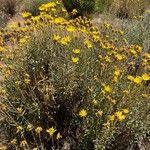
{"left": 0, "top": 1, "right": 150, "bottom": 150}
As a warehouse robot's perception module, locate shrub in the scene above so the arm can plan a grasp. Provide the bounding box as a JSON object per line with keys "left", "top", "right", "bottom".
{"left": 125, "top": 10, "right": 150, "bottom": 50}
{"left": 62, "top": 0, "right": 95, "bottom": 17}
{"left": 0, "top": 1, "right": 150, "bottom": 150}
{"left": 109, "top": 0, "right": 150, "bottom": 19}
{"left": 95, "top": 0, "right": 112, "bottom": 13}
{"left": 0, "top": 0, "right": 23, "bottom": 16}
{"left": 23, "top": 0, "right": 51, "bottom": 15}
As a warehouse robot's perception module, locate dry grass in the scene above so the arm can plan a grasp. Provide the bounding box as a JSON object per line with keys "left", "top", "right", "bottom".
{"left": 109, "top": 0, "right": 150, "bottom": 18}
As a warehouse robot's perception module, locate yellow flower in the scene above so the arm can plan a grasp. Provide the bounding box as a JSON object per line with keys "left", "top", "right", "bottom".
{"left": 20, "top": 140, "right": 28, "bottom": 147}
{"left": 109, "top": 115, "right": 115, "bottom": 121}
{"left": 72, "top": 57, "right": 79, "bottom": 64}
{"left": 33, "top": 148, "right": 38, "bottom": 150}
{"left": 15, "top": 80, "right": 21, "bottom": 85}
{"left": 79, "top": 109, "right": 87, "bottom": 118}
{"left": 0, "top": 46, "right": 5, "bottom": 52}
{"left": 54, "top": 17, "right": 65, "bottom": 24}
{"left": 19, "top": 37, "right": 28, "bottom": 44}
{"left": 130, "top": 49, "right": 137, "bottom": 55}
{"left": 96, "top": 110, "right": 103, "bottom": 117}
{"left": 114, "top": 68, "right": 121, "bottom": 76}
{"left": 127, "top": 75, "right": 134, "bottom": 81}
{"left": 72, "top": 48, "right": 80, "bottom": 54}
{"left": 10, "top": 139, "right": 17, "bottom": 145}
{"left": 35, "top": 127, "right": 43, "bottom": 134}
{"left": 8, "top": 24, "right": 17, "bottom": 29}
{"left": 53, "top": 35, "right": 61, "bottom": 41}
{"left": 115, "top": 54, "right": 124, "bottom": 61}
{"left": 39, "top": 2, "right": 56, "bottom": 11}
{"left": 113, "top": 76, "right": 118, "bottom": 82}
{"left": 62, "top": 8, "right": 67, "bottom": 13}
{"left": 56, "top": 132, "right": 62, "bottom": 140}
{"left": 24, "top": 78, "right": 30, "bottom": 84}
{"left": 60, "top": 36, "right": 71, "bottom": 45}
{"left": 103, "top": 85, "right": 112, "bottom": 93}
{"left": 123, "top": 90, "right": 130, "bottom": 95}
{"left": 142, "top": 74, "right": 150, "bottom": 81}
{"left": 72, "top": 9, "right": 78, "bottom": 15}
{"left": 133, "top": 76, "right": 142, "bottom": 84}
{"left": 142, "top": 93, "right": 149, "bottom": 98}
{"left": 84, "top": 40, "right": 92, "bottom": 49}
{"left": 93, "top": 35, "right": 100, "bottom": 42}
{"left": 16, "top": 126, "right": 23, "bottom": 133}
{"left": 122, "top": 108, "right": 129, "bottom": 114}
{"left": 21, "top": 12, "right": 32, "bottom": 18}
{"left": 66, "top": 26, "right": 76, "bottom": 32}
{"left": 115, "top": 111, "right": 126, "bottom": 121}
{"left": 16, "top": 107, "right": 23, "bottom": 113}
{"left": 104, "top": 121, "right": 110, "bottom": 129}
{"left": 104, "top": 56, "right": 111, "bottom": 62}
{"left": 46, "top": 127, "right": 56, "bottom": 136}
{"left": 92, "top": 99, "right": 98, "bottom": 106}
{"left": 27, "top": 124, "right": 33, "bottom": 131}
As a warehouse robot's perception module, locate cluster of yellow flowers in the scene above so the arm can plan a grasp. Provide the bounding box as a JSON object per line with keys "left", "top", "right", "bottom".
{"left": 127, "top": 73, "right": 150, "bottom": 85}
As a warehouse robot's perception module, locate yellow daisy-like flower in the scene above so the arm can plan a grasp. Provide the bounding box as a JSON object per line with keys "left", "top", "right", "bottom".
{"left": 8, "top": 24, "right": 17, "bottom": 29}
{"left": 96, "top": 110, "right": 103, "bottom": 117}
{"left": 103, "top": 85, "right": 112, "bottom": 93}
{"left": 35, "top": 127, "right": 43, "bottom": 134}
{"left": 19, "top": 38, "right": 27, "bottom": 44}
{"left": 21, "top": 12, "right": 32, "bottom": 18}
{"left": 72, "top": 48, "right": 80, "bottom": 54}
{"left": 20, "top": 140, "right": 28, "bottom": 147}
{"left": 16, "top": 125, "right": 23, "bottom": 133}
{"left": 66, "top": 26, "right": 76, "bottom": 32}
{"left": 53, "top": 35, "right": 61, "bottom": 41}
{"left": 10, "top": 139, "right": 17, "bottom": 145}
{"left": 72, "top": 57, "right": 79, "bottom": 63}
{"left": 114, "top": 68, "right": 121, "bottom": 76}
{"left": 0, "top": 46, "right": 5, "bottom": 52}
{"left": 122, "top": 108, "right": 129, "bottom": 114}
{"left": 27, "top": 124, "right": 33, "bottom": 131}
{"left": 127, "top": 75, "right": 134, "bottom": 81}
{"left": 24, "top": 78, "right": 31, "bottom": 84}
{"left": 60, "top": 36, "right": 71, "bottom": 45}
{"left": 84, "top": 40, "right": 92, "bottom": 49}
{"left": 54, "top": 17, "right": 65, "bottom": 24}
{"left": 46, "top": 127, "right": 56, "bottom": 136}
{"left": 133, "top": 76, "right": 142, "bottom": 84}
{"left": 72, "top": 9, "right": 78, "bottom": 15}
{"left": 56, "top": 132, "right": 62, "bottom": 140}
{"left": 115, "top": 54, "right": 124, "bottom": 61}
{"left": 79, "top": 109, "right": 87, "bottom": 118}
{"left": 109, "top": 115, "right": 115, "bottom": 121}
{"left": 39, "top": 2, "right": 56, "bottom": 11}
{"left": 142, "top": 74, "right": 150, "bottom": 81}
{"left": 104, "top": 121, "right": 110, "bottom": 129}
{"left": 92, "top": 99, "right": 98, "bottom": 106}
{"left": 115, "top": 111, "right": 126, "bottom": 121}
{"left": 16, "top": 107, "right": 23, "bottom": 113}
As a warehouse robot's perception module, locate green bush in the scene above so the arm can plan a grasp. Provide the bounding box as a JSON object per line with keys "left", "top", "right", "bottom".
{"left": 95, "top": 0, "right": 112, "bottom": 13}
{"left": 62, "top": 0, "right": 95, "bottom": 17}
{"left": 125, "top": 10, "right": 150, "bottom": 49}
